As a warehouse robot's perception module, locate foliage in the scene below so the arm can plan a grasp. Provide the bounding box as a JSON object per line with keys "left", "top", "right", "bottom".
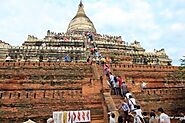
{"left": 165, "top": 56, "right": 185, "bottom": 83}
{"left": 179, "top": 56, "right": 185, "bottom": 70}
{"left": 166, "top": 70, "right": 185, "bottom": 83}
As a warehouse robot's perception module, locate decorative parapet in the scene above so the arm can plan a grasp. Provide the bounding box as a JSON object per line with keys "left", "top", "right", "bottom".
{"left": 130, "top": 40, "right": 142, "bottom": 48}
{"left": 27, "top": 35, "right": 39, "bottom": 41}
{"left": 0, "top": 40, "right": 11, "bottom": 49}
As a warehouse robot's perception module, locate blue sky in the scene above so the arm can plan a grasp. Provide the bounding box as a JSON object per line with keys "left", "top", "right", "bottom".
{"left": 0, "top": 0, "right": 185, "bottom": 65}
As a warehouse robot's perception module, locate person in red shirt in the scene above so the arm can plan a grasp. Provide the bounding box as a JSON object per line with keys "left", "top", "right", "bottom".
{"left": 117, "top": 76, "right": 123, "bottom": 96}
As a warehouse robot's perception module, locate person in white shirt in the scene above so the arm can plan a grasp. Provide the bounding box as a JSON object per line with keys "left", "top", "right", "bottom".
{"left": 135, "top": 105, "right": 143, "bottom": 118}
{"left": 128, "top": 95, "right": 137, "bottom": 111}
{"left": 125, "top": 92, "right": 132, "bottom": 99}
{"left": 132, "top": 111, "right": 142, "bottom": 123}
{"left": 47, "top": 118, "right": 54, "bottom": 123}
{"left": 157, "top": 107, "right": 171, "bottom": 123}
{"left": 180, "top": 112, "right": 185, "bottom": 123}
{"left": 109, "top": 72, "right": 114, "bottom": 87}
{"left": 108, "top": 112, "right": 116, "bottom": 123}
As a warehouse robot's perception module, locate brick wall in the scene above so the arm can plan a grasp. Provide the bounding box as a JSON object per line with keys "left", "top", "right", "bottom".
{"left": 111, "top": 63, "right": 185, "bottom": 115}
{"left": 1, "top": 62, "right": 184, "bottom": 122}
{"left": 0, "top": 62, "right": 105, "bottom": 123}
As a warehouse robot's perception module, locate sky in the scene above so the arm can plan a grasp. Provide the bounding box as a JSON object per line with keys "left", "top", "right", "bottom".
{"left": 0, "top": 0, "right": 185, "bottom": 65}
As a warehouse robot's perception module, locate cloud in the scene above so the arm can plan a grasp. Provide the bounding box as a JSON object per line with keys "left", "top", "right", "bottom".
{"left": 171, "top": 23, "right": 185, "bottom": 32}
{"left": 160, "top": 9, "right": 173, "bottom": 19}
{"left": 0, "top": 0, "right": 75, "bottom": 45}
{"left": 0, "top": 0, "right": 184, "bottom": 65}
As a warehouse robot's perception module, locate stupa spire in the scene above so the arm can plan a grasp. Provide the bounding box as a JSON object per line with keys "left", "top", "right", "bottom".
{"left": 67, "top": 1, "right": 96, "bottom": 33}
{"left": 79, "top": 0, "right": 83, "bottom": 7}
{"left": 76, "top": 0, "right": 85, "bottom": 16}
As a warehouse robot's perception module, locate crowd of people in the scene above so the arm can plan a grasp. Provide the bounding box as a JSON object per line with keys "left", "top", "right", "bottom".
{"left": 104, "top": 59, "right": 184, "bottom": 123}
{"left": 103, "top": 56, "right": 172, "bottom": 123}
{"left": 62, "top": 31, "right": 185, "bottom": 123}
{"left": 46, "top": 31, "right": 185, "bottom": 123}
{"left": 109, "top": 99, "right": 172, "bottom": 123}
{"left": 84, "top": 31, "right": 173, "bottom": 123}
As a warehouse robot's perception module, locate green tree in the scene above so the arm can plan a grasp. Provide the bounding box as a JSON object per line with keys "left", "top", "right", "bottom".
{"left": 165, "top": 56, "right": 185, "bottom": 84}
{"left": 179, "top": 56, "right": 185, "bottom": 70}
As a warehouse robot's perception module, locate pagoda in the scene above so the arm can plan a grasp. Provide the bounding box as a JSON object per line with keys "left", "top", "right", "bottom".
{"left": 0, "top": 1, "right": 172, "bottom": 66}
{"left": 67, "top": 0, "right": 96, "bottom": 33}
{"left": 0, "top": 1, "right": 184, "bottom": 123}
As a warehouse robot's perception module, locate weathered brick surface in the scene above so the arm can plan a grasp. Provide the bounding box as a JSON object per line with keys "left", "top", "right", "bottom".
{"left": 111, "top": 63, "right": 185, "bottom": 116}
{"left": 0, "top": 62, "right": 184, "bottom": 122}
{"left": 0, "top": 62, "right": 106, "bottom": 123}
{"left": 132, "top": 88, "right": 185, "bottom": 115}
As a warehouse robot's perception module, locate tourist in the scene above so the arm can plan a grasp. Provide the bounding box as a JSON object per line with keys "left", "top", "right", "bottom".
{"left": 90, "top": 47, "right": 95, "bottom": 55}
{"left": 118, "top": 115, "right": 124, "bottom": 123}
{"left": 87, "top": 32, "right": 93, "bottom": 41}
{"left": 87, "top": 56, "right": 91, "bottom": 64}
{"left": 104, "top": 64, "right": 110, "bottom": 77}
{"left": 121, "top": 81, "right": 128, "bottom": 97}
{"left": 56, "top": 57, "right": 60, "bottom": 62}
{"left": 75, "top": 56, "right": 78, "bottom": 63}
{"left": 103, "top": 63, "right": 110, "bottom": 77}
{"left": 47, "top": 118, "right": 54, "bottom": 123}
{"left": 106, "top": 56, "right": 111, "bottom": 64}
{"left": 64, "top": 54, "right": 69, "bottom": 62}
{"left": 113, "top": 76, "right": 119, "bottom": 95}
{"left": 108, "top": 112, "right": 116, "bottom": 123}
{"left": 180, "top": 112, "right": 185, "bottom": 123}
{"left": 128, "top": 95, "right": 137, "bottom": 112}
{"left": 125, "top": 91, "right": 132, "bottom": 99}
{"left": 109, "top": 72, "right": 114, "bottom": 88}
{"left": 95, "top": 50, "right": 99, "bottom": 57}
{"left": 140, "top": 81, "right": 147, "bottom": 92}
{"left": 142, "top": 112, "right": 150, "bottom": 123}
{"left": 150, "top": 109, "right": 156, "bottom": 115}
{"left": 132, "top": 111, "right": 143, "bottom": 123}
{"left": 149, "top": 111, "right": 158, "bottom": 123}
{"left": 101, "top": 57, "right": 106, "bottom": 65}
{"left": 135, "top": 105, "right": 143, "bottom": 118}
{"left": 96, "top": 56, "right": 100, "bottom": 64}
{"left": 92, "top": 57, "right": 96, "bottom": 63}
{"left": 117, "top": 76, "right": 123, "bottom": 96}
{"left": 70, "top": 56, "right": 74, "bottom": 62}
{"left": 157, "top": 107, "right": 171, "bottom": 123}
{"left": 118, "top": 100, "right": 130, "bottom": 123}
